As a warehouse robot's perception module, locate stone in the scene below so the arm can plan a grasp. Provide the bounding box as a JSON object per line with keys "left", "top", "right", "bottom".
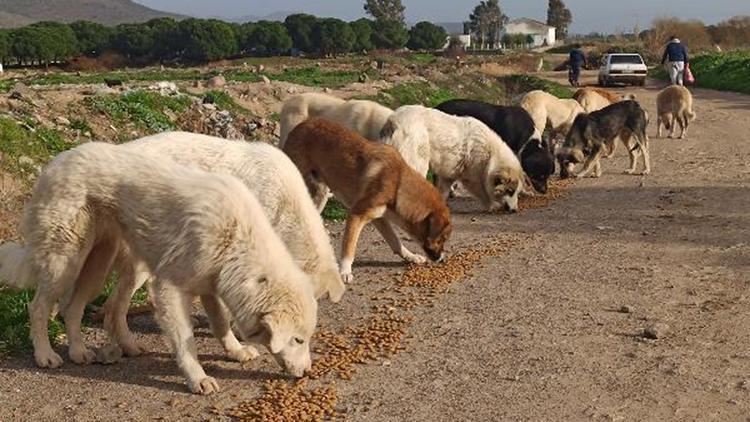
{"left": 643, "top": 323, "right": 669, "bottom": 339}
{"left": 206, "top": 75, "right": 226, "bottom": 89}
{"left": 54, "top": 116, "right": 71, "bottom": 126}
{"left": 261, "top": 75, "right": 271, "bottom": 84}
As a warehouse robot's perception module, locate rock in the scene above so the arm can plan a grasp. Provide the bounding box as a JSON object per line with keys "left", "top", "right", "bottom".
{"left": 261, "top": 75, "right": 271, "bottom": 84}
{"left": 323, "top": 87, "right": 332, "bottom": 93}
{"left": 255, "top": 118, "right": 267, "bottom": 128}
{"left": 643, "top": 323, "right": 669, "bottom": 339}
{"left": 54, "top": 116, "right": 71, "bottom": 126}
{"left": 202, "top": 103, "right": 217, "bottom": 111}
{"left": 18, "top": 156, "right": 35, "bottom": 166}
{"left": 148, "top": 81, "right": 178, "bottom": 95}
{"left": 359, "top": 73, "right": 370, "bottom": 83}
{"left": 258, "top": 64, "right": 265, "bottom": 72}
{"left": 9, "top": 91, "right": 22, "bottom": 100}
{"left": 206, "top": 75, "right": 226, "bottom": 89}
{"left": 739, "top": 380, "right": 750, "bottom": 390}
{"left": 619, "top": 305, "right": 634, "bottom": 314}
{"left": 247, "top": 123, "right": 258, "bottom": 132}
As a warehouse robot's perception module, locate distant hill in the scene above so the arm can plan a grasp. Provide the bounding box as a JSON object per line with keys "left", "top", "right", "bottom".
{"left": 0, "top": 0, "right": 183, "bottom": 28}
{"left": 225, "top": 11, "right": 294, "bottom": 24}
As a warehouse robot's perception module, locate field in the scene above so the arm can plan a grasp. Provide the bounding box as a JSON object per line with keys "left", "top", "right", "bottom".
{"left": 0, "top": 53, "right": 749, "bottom": 421}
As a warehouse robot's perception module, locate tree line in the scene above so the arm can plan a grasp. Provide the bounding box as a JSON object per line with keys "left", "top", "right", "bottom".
{"left": 0, "top": 11, "right": 448, "bottom": 66}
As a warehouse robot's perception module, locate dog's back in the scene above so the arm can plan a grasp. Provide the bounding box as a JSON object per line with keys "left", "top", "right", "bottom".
{"left": 279, "top": 93, "right": 346, "bottom": 147}
{"left": 657, "top": 85, "right": 695, "bottom": 120}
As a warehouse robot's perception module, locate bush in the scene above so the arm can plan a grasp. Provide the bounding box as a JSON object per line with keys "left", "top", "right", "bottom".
{"left": 366, "top": 81, "right": 455, "bottom": 108}
{"left": 407, "top": 21, "right": 448, "bottom": 51}
{"left": 652, "top": 51, "right": 750, "bottom": 94}
{"left": 240, "top": 21, "right": 292, "bottom": 57}
{"left": 312, "top": 18, "right": 356, "bottom": 57}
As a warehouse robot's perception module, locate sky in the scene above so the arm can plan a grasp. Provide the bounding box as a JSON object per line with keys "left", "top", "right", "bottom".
{"left": 135, "top": 0, "right": 748, "bottom": 35}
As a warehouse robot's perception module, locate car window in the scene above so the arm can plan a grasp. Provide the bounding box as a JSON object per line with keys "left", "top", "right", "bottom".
{"left": 610, "top": 55, "right": 644, "bottom": 65}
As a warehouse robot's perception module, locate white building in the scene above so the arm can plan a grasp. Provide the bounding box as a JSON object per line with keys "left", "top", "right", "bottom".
{"left": 443, "top": 34, "right": 472, "bottom": 50}
{"left": 501, "top": 18, "right": 557, "bottom": 48}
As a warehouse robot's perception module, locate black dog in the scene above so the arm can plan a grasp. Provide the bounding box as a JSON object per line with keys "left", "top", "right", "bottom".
{"left": 436, "top": 99, "right": 555, "bottom": 194}
{"left": 557, "top": 100, "right": 650, "bottom": 179}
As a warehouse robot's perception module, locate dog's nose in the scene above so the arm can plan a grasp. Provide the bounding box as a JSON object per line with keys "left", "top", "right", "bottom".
{"left": 436, "top": 254, "right": 445, "bottom": 263}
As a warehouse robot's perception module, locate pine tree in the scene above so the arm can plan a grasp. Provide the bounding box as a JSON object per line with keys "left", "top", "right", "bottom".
{"left": 547, "top": 0, "right": 573, "bottom": 40}
{"left": 468, "top": 0, "right": 508, "bottom": 50}
{"left": 364, "top": 0, "right": 406, "bottom": 24}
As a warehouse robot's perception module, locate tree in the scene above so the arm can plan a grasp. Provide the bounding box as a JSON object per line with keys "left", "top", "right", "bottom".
{"left": 11, "top": 22, "right": 79, "bottom": 65}
{"left": 177, "top": 19, "right": 238, "bottom": 62}
{"left": 350, "top": 18, "right": 374, "bottom": 52}
{"left": 364, "top": 0, "right": 406, "bottom": 24}
{"left": 284, "top": 14, "right": 319, "bottom": 53}
{"left": 407, "top": 21, "right": 448, "bottom": 50}
{"left": 644, "top": 18, "right": 713, "bottom": 59}
{"left": 241, "top": 21, "right": 292, "bottom": 57}
{"left": 469, "top": 0, "right": 508, "bottom": 50}
{"left": 147, "top": 17, "right": 180, "bottom": 61}
{"left": 312, "top": 18, "right": 355, "bottom": 57}
{"left": 371, "top": 19, "right": 408, "bottom": 50}
{"left": 69, "top": 21, "right": 113, "bottom": 57}
{"left": 710, "top": 16, "right": 750, "bottom": 48}
{"left": 112, "top": 23, "right": 156, "bottom": 58}
{"left": 547, "top": 0, "right": 572, "bottom": 40}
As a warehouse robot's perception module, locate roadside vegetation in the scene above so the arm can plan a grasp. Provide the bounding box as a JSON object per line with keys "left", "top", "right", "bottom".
{"left": 651, "top": 51, "right": 750, "bottom": 94}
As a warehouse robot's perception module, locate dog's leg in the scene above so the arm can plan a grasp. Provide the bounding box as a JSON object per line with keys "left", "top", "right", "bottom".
{"left": 640, "top": 134, "right": 651, "bottom": 175}
{"left": 656, "top": 115, "right": 663, "bottom": 138}
{"left": 65, "top": 241, "right": 118, "bottom": 365}
{"left": 340, "top": 203, "right": 385, "bottom": 283}
{"left": 435, "top": 177, "right": 456, "bottom": 201}
{"left": 679, "top": 113, "right": 688, "bottom": 139}
{"left": 575, "top": 145, "right": 604, "bottom": 178}
{"left": 372, "top": 218, "right": 426, "bottom": 265}
{"left": 200, "top": 294, "right": 258, "bottom": 363}
{"left": 668, "top": 115, "right": 676, "bottom": 138}
{"left": 29, "top": 251, "right": 89, "bottom": 368}
{"left": 151, "top": 279, "right": 219, "bottom": 395}
{"left": 102, "top": 258, "right": 150, "bottom": 359}
{"left": 604, "top": 137, "right": 618, "bottom": 158}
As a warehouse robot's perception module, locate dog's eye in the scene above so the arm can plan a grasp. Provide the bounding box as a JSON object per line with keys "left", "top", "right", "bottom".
{"left": 505, "top": 188, "right": 516, "bottom": 196}
{"left": 294, "top": 337, "right": 304, "bottom": 345}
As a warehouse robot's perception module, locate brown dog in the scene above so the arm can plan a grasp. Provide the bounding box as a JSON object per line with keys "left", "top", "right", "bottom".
{"left": 283, "top": 118, "right": 453, "bottom": 283}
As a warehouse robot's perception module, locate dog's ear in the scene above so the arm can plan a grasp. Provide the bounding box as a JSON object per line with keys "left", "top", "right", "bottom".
{"left": 261, "top": 314, "right": 288, "bottom": 354}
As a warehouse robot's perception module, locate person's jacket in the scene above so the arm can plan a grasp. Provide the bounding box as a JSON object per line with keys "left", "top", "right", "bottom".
{"left": 569, "top": 49, "right": 587, "bottom": 67}
{"left": 662, "top": 41, "right": 689, "bottom": 64}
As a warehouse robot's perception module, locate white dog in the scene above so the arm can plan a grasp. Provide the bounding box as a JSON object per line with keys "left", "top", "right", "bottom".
{"left": 0, "top": 143, "right": 318, "bottom": 394}
{"left": 380, "top": 105, "right": 525, "bottom": 213}
{"left": 279, "top": 92, "right": 392, "bottom": 146}
{"left": 54, "top": 132, "right": 345, "bottom": 361}
{"left": 518, "top": 90, "right": 584, "bottom": 140}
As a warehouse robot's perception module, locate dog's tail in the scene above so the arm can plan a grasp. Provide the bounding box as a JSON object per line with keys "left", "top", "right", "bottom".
{"left": 686, "top": 109, "right": 697, "bottom": 121}
{"left": 0, "top": 242, "right": 36, "bottom": 289}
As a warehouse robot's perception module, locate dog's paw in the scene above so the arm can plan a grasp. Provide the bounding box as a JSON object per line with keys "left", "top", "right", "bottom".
{"left": 69, "top": 346, "right": 97, "bottom": 365}
{"left": 622, "top": 169, "right": 636, "bottom": 175}
{"left": 35, "top": 349, "right": 64, "bottom": 368}
{"left": 403, "top": 252, "right": 427, "bottom": 265}
{"left": 189, "top": 377, "right": 220, "bottom": 395}
{"left": 120, "top": 339, "right": 146, "bottom": 357}
{"left": 641, "top": 169, "right": 651, "bottom": 176}
{"left": 96, "top": 344, "right": 124, "bottom": 365}
{"left": 341, "top": 271, "right": 354, "bottom": 284}
{"left": 227, "top": 345, "right": 259, "bottom": 363}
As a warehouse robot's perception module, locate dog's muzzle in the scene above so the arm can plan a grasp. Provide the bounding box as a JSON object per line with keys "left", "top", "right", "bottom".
{"left": 426, "top": 249, "right": 444, "bottom": 262}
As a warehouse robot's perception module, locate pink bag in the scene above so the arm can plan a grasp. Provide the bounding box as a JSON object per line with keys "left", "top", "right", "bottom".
{"left": 684, "top": 63, "right": 695, "bottom": 85}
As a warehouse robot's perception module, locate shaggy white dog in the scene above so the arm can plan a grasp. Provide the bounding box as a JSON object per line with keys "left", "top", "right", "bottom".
{"left": 380, "top": 105, "right": 525, "bottom": 213}
{"left": 54, "top": 132, "right": 344, "bottom": 361}
{"left": 0, "top": 143, "right": 318, "bottom": 395}
{"left": 518, "top": 90, "right": 584, "bottom": 139}
{"left": 279, "top": 92, "right": 393, "bottom": 146}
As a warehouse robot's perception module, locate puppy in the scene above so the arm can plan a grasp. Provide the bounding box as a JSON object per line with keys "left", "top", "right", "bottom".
{"left": 436, "top": 99, "right": 555, "bottom": 194}
{"left": 557, "top": 100, "right": 650, "bottom": 178}
{"left": 0, "top": 143, "right": 317, "bottom": 394}
{"left": 283, "top": 118, "right": 452, "bottom": 283}
{"left": 380, "top": 105, "right": 525, "bottom": 213}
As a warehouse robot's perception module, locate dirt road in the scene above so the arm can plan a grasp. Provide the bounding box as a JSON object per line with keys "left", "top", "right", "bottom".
{"left": 1, "top": 71, "right": 749, "bottom": 421}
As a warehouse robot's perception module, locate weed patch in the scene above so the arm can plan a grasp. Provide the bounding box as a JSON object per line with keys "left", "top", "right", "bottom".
{"left": 502, "top": 74, "right": 574, "bottom": 99}
{"left": 0, "top": 117, "right": 71, "bottom": 178}
{"left": 86, "top": 90, "right": 193, "bottom": 134}
{"left": 0, "top": 289, "right": 64, "bottom": 356}
{"left": 321, "top": 198, "right": 348, "bottom": 221}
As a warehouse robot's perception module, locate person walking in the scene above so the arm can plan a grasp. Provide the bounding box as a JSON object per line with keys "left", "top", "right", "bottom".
{"left": 568, "top": 44, "right": 587, "bottom": 87}
{"left": 662, "top": 36, "right": 689, "bottom": 85}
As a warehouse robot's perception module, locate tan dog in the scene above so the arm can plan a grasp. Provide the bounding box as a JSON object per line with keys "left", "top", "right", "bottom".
{"left": 283, "top": 118, "right": 453, "bottom": 283}
{"left": 656, "top": 85, "right": 696, "bottom": 139}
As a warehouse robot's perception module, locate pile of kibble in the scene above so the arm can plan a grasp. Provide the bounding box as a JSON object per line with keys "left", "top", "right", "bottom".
{"left": 519, "top": 179, "right": 574, "bottom": 211}
{"left": 226, "top": 380, "right": 338, "bottom": 421}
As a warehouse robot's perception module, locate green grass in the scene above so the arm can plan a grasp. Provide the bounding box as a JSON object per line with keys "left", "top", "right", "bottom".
{"left": 650, "top": 51, "right": 750, "bottom": 94}
{"left": 27, "top": 69, "right": 208, "bottom": 86}
{"left": 321, "top": 198, "right": 348, "bottom": 221}
{"left": 407, "top": 53, "right": 439, "bottom": 64}
{"left": 0, "top": 79, "right": 16, "bottom": 93}
{"left": 69, "top": 118, "right": 93, "bottom": 133}
{"left": 270, "top": 67, "right": 376, "bottom": 88}
{"left": 0, "top": 289, "right": 65, "bottom": 356}
{"left": 364, "top": 81, "right": 455, "bottom": 109}
{"left": 502, "top": 74, "right": 574, "bottom": 99}
{"left": 89, "top": 272, "right": 149, "bottom": 310}
{"left": 86, "top": 89, "right": 193, "bottom": 134}
{"left": 202, "top": 90, "right": 251, "bottom": 116}
{"left": 0, "top": 117, "right": 71, "bottom": 177}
